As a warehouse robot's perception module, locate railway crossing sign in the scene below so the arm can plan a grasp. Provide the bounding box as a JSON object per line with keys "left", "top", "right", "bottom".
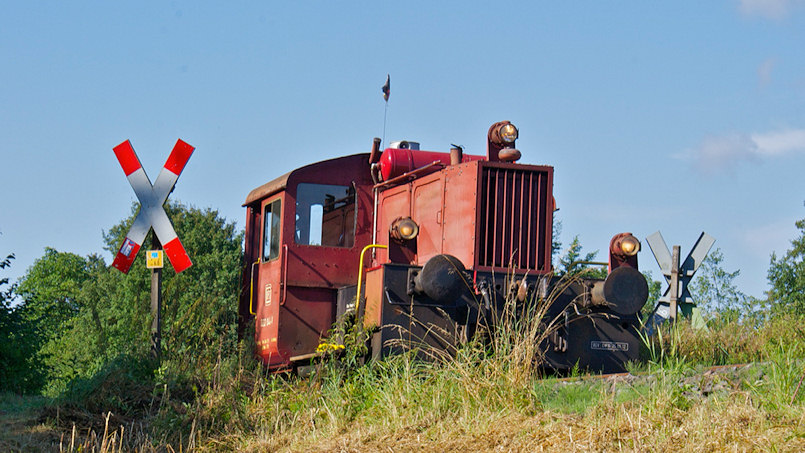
{"left": 645, "top": 231, "right": 715, "bottom": 320}
{"left": 111, "top": 139, "right": 195, "bottom": 274}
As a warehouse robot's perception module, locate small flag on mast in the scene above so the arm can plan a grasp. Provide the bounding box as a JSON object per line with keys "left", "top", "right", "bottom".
{"left": 382, "top": 74, "right": 390, "bottom": 102}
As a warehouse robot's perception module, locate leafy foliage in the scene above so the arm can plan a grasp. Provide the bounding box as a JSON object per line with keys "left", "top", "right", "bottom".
{"left": 14, "top": 249, "right": 109, "bottom": 393}
{"left": 1, "top": 253, "right": 44, "bottom": 393}
{"left": 768, "top": 218, "right": 805, "bottom": 314}
{"left": 16, "top": 249, "right": 101, "bottom": 334}
{"left": 640, "top": 270, "right": 663, "bottom": 319}
{"left": 557, "top": 235, "right": 607, "bottom": 279}
{"left": 551, "top": 218, "right": 562, "bottom": 266}
{"left": 690, "top": 247, "right": 766, "bottom": 322}
{"left": 10, "top": 201, "right": 243, "bottom": 398}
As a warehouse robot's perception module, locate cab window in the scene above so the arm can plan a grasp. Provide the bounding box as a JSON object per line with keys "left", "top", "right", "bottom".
{"left": 263, "top": 199, "right": 281, "bottom": 261}
{"left": 295, "top": 183, "right": 356, "bottom": 248}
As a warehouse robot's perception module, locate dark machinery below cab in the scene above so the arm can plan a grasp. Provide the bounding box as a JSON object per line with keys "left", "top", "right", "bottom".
{"left": 360, "top": 249, "right": 649, "bottom": 374}
{"left": 541, "top": 264, "right": 649, "bottom": 374}
{"left": 361, "top": 258, "right": 475, "bottom": 361}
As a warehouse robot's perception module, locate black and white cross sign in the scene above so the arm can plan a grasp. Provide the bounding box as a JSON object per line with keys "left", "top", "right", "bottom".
{"left": 645, "top": 231, "right": 715, "bottom": 319}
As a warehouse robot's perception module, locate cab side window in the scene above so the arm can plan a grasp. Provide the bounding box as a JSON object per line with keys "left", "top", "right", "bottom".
{"left": 295, "top": 183, "right": 356, "bottom": 248}
{"left": 263, "top": 199, "right": 281, "bottom": 261}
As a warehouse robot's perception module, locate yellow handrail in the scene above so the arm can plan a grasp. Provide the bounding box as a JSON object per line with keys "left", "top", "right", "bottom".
{"left": 248, "top": 258, "right": 260, "bottom": 315}
{"left": 355, "top": 244, "right": 388, "bottom": 317}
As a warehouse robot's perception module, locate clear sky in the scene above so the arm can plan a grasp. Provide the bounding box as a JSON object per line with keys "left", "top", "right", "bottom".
{"left": 2, "top": 1, "right": 804, "bottom": 299}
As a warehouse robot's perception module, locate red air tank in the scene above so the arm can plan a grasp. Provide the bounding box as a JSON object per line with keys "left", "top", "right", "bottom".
{"left": 377, "top": 147, "right": 485, "bottom": 181}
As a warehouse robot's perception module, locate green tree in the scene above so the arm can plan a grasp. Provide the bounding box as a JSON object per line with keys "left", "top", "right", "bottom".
{"left": 13, "top": 249, "right": 108, "bottom": 393}
{"left": 768, "top": 218, "right": 805, "bottom": 314}
{"left": 0, "top": 253, "right": 44, "bottom": 393}
{"left": 690, "top": 247, "right": 764, "bottom": 322}
{"left": 640, "top": 270, "right": 663, "bottom": 318}
{"left": 100, "top": 202, "right": 243, "bottom": 369}
{"left": 16, "top": 248, "right": 101, "bottom": 338}
{"left": 552, "top": 218, "right": 562, "bottom": 266}
{"left": 14, "top": 201, "right": 243, "bottom": 395}
{"left": 558, "top": 235, "right": 607, "bottom": 279}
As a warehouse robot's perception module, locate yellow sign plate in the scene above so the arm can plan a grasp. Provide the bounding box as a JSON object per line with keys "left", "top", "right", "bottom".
{"left": 146, "top": 250, "right": 164, "bottom": 269}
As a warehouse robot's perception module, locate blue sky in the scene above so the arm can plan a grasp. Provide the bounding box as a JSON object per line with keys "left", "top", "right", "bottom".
{"left": 2, "top": 1, "right": 804, "bottom": 299}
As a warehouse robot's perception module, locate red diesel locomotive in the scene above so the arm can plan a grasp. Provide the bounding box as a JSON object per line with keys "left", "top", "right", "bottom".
{"left": 238, "top": 121, "right": 649, "bottom": 374}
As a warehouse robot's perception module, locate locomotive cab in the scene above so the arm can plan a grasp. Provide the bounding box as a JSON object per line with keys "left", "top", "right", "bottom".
{"left": 240, "top": 154, "right": 374, "bottom": 369}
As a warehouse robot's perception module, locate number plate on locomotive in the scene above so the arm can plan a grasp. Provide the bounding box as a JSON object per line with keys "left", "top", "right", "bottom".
{"left": 590, "top": 341, "right": 629, "bottom": 351}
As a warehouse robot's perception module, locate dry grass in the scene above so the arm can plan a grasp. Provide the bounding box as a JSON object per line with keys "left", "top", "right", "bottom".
{"left": 310, "top": 400, "right": 804, "bottom": 453}
{"left": 170, "top": 315, "right": 804, "bottom": 452}
{"left": 8, "top": 375, "right": 805, "bottom": 452}
{"left": 185, "top": 311, "right": 805, "bottom": 452}
{"left": 193, "top": 364, "right": 805, "bottom": 453}
{"left": 3, "top": 309, "right": 804, "bottom": 452}
{"left": 246, "top": 363, "right": 805, "bottom": 452}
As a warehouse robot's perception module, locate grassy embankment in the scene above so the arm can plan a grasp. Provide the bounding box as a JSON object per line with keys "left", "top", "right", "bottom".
{"left": 2, "top": 289, "right": 805, "bottom": 452}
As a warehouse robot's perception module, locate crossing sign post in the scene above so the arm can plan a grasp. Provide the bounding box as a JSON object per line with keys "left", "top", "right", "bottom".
{"left": 645, "top": 231, "right": 715, "bottom": 322}
{"left": 112, "top": 138, "right": 195, "bottom": 360}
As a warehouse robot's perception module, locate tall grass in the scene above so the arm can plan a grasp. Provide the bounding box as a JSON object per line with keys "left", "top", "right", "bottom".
{"left": 10, "top": 280, "right": 805, "bottom": 452}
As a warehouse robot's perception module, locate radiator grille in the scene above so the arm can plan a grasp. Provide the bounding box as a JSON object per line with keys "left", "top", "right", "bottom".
{"left": 477, "top": 164, "right": 551, "bottom": 271}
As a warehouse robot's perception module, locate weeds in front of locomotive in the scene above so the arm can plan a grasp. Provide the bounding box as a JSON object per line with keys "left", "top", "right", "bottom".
{"left": 240, "top": 121, "right": 649, "bottom": 375}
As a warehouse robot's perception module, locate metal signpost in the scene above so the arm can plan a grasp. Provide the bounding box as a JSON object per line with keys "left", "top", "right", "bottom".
{"left": 146, "top": 246, "right": 164, "bottom": 358}
{"left": 112, "top": 139, "right": 195, "bottom": 360}
{"left": 645, "top": 231, "right": 715, "bottom": 323}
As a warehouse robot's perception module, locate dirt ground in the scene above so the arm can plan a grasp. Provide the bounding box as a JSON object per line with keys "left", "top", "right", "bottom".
{"left": 0, "top": 395, "right": 60, "bottom": 452}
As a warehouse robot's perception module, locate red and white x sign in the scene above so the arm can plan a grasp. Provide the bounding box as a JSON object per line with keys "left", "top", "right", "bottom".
{"left": 111, "top": 139, "right": 194, "bottom": 274}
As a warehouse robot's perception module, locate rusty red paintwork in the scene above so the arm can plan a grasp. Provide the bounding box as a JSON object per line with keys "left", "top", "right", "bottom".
{"left": 373, "top": 159, "right": 553, "bottom": 275}
{"left": 486, "top": 120, "right": 517, "bottom": 162}
{"left": 241, "top": 145, "right": 557, "bottom": 369}
{"left": 242, "top": 154, "right": 374, "bottom": 366}
{"left": 238, "top": 121, "right": 648, "bottom": 374}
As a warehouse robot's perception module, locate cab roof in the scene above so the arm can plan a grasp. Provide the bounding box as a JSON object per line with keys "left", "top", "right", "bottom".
{"left": 243, "top": 153, "right": 370, "bottom": 206}
{"left": 243, "top": 171, "right": 291, "bottom": 206}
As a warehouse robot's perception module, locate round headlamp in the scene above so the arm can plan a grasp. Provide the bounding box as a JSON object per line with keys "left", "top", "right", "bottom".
{"left": 619, "top": 235, "right": 640, "bottom": 256}
{"left": 499, "top": 123, "right": 518, "bottom": 143}
{"left": 391, "top": 217, "right": 419, "bottom": 241}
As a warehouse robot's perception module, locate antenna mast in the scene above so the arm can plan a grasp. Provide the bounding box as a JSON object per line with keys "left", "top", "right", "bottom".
{"left": 382, "top": 74, "right": 390, "bottom": 146}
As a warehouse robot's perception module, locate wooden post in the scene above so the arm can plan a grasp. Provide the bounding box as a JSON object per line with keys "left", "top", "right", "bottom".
{"left": 151, "top": 235, "right": 162, "bottom": 361}
{"left": 669, "top": 245, "right": 680, "bottom": 321}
